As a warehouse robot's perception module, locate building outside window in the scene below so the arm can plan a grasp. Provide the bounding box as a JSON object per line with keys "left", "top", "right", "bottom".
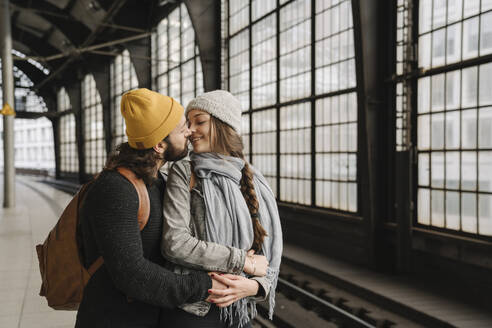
{"left": 0, "top": 62, "right": 54, "bottom": 174}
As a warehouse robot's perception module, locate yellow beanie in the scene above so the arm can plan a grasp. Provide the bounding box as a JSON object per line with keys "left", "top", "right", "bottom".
{"left": 121, "top": 88, "right": 183, "bottom": 149}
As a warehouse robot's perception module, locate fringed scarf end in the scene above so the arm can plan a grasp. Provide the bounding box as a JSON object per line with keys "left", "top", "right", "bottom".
{"left": 267, "top": 267, "right": 280, "bottom": 319}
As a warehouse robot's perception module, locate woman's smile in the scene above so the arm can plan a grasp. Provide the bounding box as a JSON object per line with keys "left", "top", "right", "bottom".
{"left": 190, "top": 136, "right": 202, "bottom": 142}
{"left": 190, "top": 136, "right": 203, "bottom": 146}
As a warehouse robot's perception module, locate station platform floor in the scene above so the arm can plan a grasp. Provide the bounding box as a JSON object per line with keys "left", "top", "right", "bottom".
{"left": 0, "top": 175, "right": 76, "bottom": 327}
{"left": 0, "top": 174, "right": 491, "bottom": 327}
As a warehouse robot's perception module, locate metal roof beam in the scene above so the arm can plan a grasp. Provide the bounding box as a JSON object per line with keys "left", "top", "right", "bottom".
{"left": 32, "top": 0, "right": 129, "bottom": 91}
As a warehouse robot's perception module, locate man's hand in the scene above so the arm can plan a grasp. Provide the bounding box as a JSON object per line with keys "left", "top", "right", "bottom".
{"left": 206, "top": 273, "right": 259, "bottom": 308}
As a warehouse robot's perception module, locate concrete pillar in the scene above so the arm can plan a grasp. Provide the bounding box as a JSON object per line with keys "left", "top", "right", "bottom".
{"left": 127, "top": 38, "right": 152, "bottom": 89}
{"left": 185, "top": 0, "right": 221, "bottom": 91}
{"left": 355, "top": 0, "right": 393, "bottom": 269}
{"left": 1, "top": 0, "right": 15, "bottom": 208}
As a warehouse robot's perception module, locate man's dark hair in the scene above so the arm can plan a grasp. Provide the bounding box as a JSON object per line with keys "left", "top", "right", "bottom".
{"left": 104, "top": 141, "right": 167, "bottom": 185}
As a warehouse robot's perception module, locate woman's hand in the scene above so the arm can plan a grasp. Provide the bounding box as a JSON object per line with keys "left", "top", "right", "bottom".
{"left": 205, "top": 272, "right": 227, "bottom": 302}
{"left": 207, "top": 273, "right": 259, "bottom": 308}
{"left": 243, "top": 250, "right": 269, "bottom": 277}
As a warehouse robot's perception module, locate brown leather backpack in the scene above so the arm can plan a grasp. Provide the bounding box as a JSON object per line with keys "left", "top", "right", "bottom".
{"left": 35, "top": 167, "right": 150, "bottom": 310}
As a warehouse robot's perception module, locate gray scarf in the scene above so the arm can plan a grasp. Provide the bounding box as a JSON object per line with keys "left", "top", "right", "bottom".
{"left": 190, "top": 152, "right": 283, "bottom": 326}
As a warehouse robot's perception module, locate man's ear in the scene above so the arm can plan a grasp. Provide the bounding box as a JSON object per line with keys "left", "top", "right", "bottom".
{"left": 153, "top": 140, "right": 167, "bottom": 154}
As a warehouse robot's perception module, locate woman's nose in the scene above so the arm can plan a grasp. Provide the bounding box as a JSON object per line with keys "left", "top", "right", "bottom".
{"left": 185, "top": 127, "right": 192, "bottom": 137}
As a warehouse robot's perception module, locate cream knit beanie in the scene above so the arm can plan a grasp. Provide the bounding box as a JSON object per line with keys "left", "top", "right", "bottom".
{"left": 185, "top": 90, "right": 242, "bottom": 134}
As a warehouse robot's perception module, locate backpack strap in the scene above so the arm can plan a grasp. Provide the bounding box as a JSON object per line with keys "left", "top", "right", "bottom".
{"left": 116, "top": 167, "right": 150, "bottom": 231}
{"left": 87, "top": 256, "right": 104, "bottom": 276}
{"left": 86, "top": 167, "right": 150, "bottom": 275}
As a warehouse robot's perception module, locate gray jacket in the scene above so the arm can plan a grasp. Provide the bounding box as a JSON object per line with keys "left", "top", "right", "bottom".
{"left": 161, "top": 159, "right": 271, "bottom": 316}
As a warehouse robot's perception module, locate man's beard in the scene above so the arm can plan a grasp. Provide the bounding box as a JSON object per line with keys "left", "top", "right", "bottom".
{"left": 163, "top": 140, "right": 189, "bottom": 162}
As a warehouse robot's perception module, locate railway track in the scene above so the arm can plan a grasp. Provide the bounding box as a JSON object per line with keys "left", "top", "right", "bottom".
{"left": 253, "top": 261, "right": 421, "bottom": 328}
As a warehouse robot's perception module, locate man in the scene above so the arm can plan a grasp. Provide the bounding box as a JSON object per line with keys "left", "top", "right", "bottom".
{"left": 75, "top": 88, "right": 214, "bottom": 327}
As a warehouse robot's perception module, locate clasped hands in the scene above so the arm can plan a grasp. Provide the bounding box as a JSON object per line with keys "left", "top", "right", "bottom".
{"left": 206, "top": 250, "right": 269, "bottom": 307}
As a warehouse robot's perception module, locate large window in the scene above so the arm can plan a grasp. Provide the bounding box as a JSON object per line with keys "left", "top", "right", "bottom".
{"left": 82, "top": 74, "right": 106, "bottom": 175}
{"left": 0, "top": 61, "right": 54, "bottom": 172}
{"left": 58, "top": 88, "right": 79, "bottom": 174}
{"left": 152, "top": 3, "right": 204, "bottom": 108}
{"left": 223, "top": 0, "right": 358, "bottom": 211}
{"left": 13, "top": 66, "right": 53, "bottom": 170}
{"left": 416, "top": 0, "right": 492, "bottom": 236}
{"left": 11, "top": 64, "right": 48, "bottom": 113}
{"left": 278, "top": 1, "right": 312, "bottom": 206}
{"left": 314, "top": 0, "right": 357, "bottom": 211}
{"left": 110, "top": 49, "right": 138, "bottom": 149}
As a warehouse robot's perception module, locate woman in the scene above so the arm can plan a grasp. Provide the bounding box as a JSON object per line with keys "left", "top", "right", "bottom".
{"left": 161, "top": 90, "right": 283, "bottom": 327}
